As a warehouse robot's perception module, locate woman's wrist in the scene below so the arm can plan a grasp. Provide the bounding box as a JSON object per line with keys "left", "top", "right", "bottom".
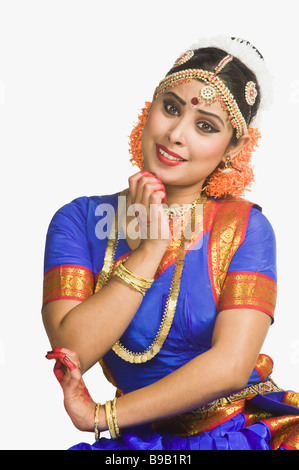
{"left": 92, "top": 398, "right": 124, "bottom": 441}
{"left": 89, "top": 403, "right": 107, "bottom": 436}
{"left": 98, "top": 404, "right": 108, "bottom": 433}
{"left": 138, "top": 237, "right": 170, "bottom": 256}
{"left": 122, "top": 239, "right": 169, "bottom": 281}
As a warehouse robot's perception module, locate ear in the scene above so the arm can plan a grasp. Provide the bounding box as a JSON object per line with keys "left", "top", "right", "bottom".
{"left": 228, "top": 133, "right": 252, "bottom": 160}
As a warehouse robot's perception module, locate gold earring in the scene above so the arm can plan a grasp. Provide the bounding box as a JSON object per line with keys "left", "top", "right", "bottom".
{"left": 222, "top": 155, "right": 233, "bottom": 174}
{"left": 222, "top": 155, "right": 242, "bottom": 174}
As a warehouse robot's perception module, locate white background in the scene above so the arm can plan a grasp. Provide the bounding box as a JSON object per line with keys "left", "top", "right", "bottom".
{"left": 0, "top": 0, "right": 298, "bottom": 450}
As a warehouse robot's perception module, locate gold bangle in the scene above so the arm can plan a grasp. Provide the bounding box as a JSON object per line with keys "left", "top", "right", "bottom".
{"left": 118, "top": 263, "right": 154, "bottom": 289}
{"left": 114, "top": 270, "right": 146, "bottom": 296}
{"left": 105, "top": 400, "right": 117, "bottom": 439}
{"left": 114, "top": 263, "right": 154, "bottom": 296}
{"left": 111, "top": 397, "right": 121, "bottom": 438}
{"left": 94, "top": 403, "right": 101, "bottom": 441}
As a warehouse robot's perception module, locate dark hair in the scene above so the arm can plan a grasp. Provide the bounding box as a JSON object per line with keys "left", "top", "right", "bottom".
{"left": 166, "top": 46, "right": 261, "bottom": 145}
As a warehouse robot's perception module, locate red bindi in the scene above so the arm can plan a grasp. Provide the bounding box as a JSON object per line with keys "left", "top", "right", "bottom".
{"left": 191, "top": 97, "right": 199, "bottom": 106}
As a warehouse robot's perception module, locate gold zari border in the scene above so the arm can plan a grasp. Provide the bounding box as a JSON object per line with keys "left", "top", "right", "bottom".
{"left": 254, "top": 354, "right": 274, "bottom": 381}
{"left": 43, "top": 265, "right": 94, "bottom": 307}
{"left": 208, "top": 199, "right": 252, "bottom": 310}
{"left": 259, "top": 391, "right": 299, "bottom": 450}
{"left": 152, "top": 378, "right": 282, "bottom": 437}
{"left": 220, "top": 271, "right": 277, "bottom": 317}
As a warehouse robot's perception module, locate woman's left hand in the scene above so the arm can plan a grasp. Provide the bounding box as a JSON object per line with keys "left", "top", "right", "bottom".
{"left": 46, "top": 347, "right": 95, "bottom": 432}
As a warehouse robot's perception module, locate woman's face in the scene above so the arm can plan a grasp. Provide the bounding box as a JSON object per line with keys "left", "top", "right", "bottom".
{"left": 141, "top": 80, "right": 238, "bottom": 194}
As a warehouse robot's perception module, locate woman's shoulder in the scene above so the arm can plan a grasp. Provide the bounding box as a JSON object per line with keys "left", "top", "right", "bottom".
{"left": 50, "top": 191, "right": 122, "bottom": 221}
{"left": 226, "top": 196, "right": 275, "bottom": 239}
{"left": 208, "top": 195, "right": 275, "bottom": 237}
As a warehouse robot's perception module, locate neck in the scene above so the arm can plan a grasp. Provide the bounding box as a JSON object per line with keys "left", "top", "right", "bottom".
{"left": 163, "top": 184, "right": 205, "bottom": 207}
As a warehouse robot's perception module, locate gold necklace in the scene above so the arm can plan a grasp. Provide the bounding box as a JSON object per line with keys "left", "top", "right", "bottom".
{"left": 95, "top": 189, "right": 204, "bottom": 364}
{"left": 163, "top": 198, "right": 201, "bottom": 220}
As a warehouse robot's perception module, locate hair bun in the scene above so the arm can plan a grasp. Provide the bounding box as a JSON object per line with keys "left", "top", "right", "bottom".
{"left": 231, "top": 37, "right": 264, "bottom": 60}
{"left": 185, "top": 35, "right": 273, "bottom": 126}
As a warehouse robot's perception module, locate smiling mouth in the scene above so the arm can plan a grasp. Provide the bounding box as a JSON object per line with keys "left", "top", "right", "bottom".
{"left": 156, "top": 145, "right": 186, "bottom": 166}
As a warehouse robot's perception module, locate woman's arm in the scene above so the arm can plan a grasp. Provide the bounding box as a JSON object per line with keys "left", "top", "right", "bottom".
{"left": 43, "top": 172, "right": 170, "bottom": 374}
{"left": 105, "top": 307, "right": 271, "bottom": 431}
{"left": 43, "top": 241, "right": 167, "bottom": 374}
{"left": 47, "top": 307, "right": 271, "bottom": 434}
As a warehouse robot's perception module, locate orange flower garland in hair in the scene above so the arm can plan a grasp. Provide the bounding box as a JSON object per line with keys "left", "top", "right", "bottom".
{"left": 128, "top": 102, "right": 261, "bottom": 199}
{"left": 204, "top": 127, "right": 261, "bottom": 198}
{"left": 128, "top": 102, "right": 151, "bottom": 170}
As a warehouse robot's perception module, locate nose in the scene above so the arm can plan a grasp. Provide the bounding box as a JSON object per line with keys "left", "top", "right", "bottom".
{"left": 167, "top": 120, "right": 187, "bottom": 146}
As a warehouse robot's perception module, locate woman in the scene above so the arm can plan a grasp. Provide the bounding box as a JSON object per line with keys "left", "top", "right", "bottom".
{"left": 43, "top": 36, "right": 299, "bottom": 450}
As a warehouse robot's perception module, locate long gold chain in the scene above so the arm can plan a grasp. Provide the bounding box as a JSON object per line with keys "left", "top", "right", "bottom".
{"left": 95, "top": 189, "right": 203, "bottom": 364}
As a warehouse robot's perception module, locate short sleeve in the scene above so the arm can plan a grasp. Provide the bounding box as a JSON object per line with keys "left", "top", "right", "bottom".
{"left": 219, "top": 207, "right": 277, "bottom": 320}
{"left": 42, "top": 197, "right": 94, "bottom": 308}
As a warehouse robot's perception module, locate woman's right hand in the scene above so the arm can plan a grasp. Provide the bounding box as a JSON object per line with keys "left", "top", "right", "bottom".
{"left": 128, "top": 170, "right": 171, "bottom": 249}
{"left": 46, "top": 347, "right": 95, "bottom": 433}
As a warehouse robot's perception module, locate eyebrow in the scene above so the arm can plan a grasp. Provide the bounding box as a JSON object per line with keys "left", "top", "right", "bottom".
{"left": 163, "top": 91, "right": 225, "bottom": 127}
{"left": 164, "top": 91, "right": 186, "bottom": 106}
{"left": 196, "top": 108, "right": 225, "bottom": 127}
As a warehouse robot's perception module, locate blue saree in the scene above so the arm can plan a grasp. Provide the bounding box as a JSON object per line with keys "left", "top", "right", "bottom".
{"left": 43, "top": 191, "right": 299, "bottom": 450}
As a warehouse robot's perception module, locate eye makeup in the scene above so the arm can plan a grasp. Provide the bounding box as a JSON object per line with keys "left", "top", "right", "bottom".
{"left": 161, "top": 89, "right": 225, "bottom": 137}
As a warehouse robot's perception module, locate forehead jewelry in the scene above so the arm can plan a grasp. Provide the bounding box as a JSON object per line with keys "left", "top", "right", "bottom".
{"left": 214, "top": 54, "right": 233, "bottom": 73}
{"left": 173, "top": 50, "right": 194, "bottom": 67}
{"left": 198, "top": 55, "right": 232, "bottom": 106}
{"left": 245, "top": 81, "right": 258, "bottom": 106}
{"left": 155, "top": 54, "right": 251, "bottom": 138}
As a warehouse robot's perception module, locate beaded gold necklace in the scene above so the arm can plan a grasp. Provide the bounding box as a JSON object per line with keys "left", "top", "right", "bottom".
{"left": 95, "top": 189, "right": 205, "bottom": 364}
{"left": 163, "top": 198, "right": 201, "bottom": 220}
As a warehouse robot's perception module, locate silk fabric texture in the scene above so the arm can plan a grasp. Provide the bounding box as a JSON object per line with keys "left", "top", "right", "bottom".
{"left": 43, "top": 192, "right": 299, "bottom": 450}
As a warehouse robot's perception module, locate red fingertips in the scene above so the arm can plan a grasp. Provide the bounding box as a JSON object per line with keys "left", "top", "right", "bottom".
{"left": 140, "top": 170, "right": 163, "bottom": 184}
{"left": 139, "top": 170, "right": 153, "bottom": 177}
{"left": 46, "top": 351, "right": 78, "bottom": 371}
{"left": 47, "top": 347, "right": 63, "bottom": 354}
{"left": 53, "top": 361, "right": 65, "bottom": 383}
{"left": 153, "top": 183, "right": 167, "bottom": 203}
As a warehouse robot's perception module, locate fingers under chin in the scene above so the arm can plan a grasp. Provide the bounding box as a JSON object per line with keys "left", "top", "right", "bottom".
{"left": 63, "top": 355, "right": 78, "bottom": 371}
{"left": 46, "top": 350, "right": 79, "bottom": 372}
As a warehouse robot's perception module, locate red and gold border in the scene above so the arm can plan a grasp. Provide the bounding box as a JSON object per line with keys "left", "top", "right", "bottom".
{"left": 254, "top": 354, "right": 274, "bottom": 381}
{"left": 208, "top": 199, "right": 253, "bottom": 311}
{"left": 42, "top": 264, "right": 94, "bottom": 307}
{"left": 154, "top": 385, "right": 299, "bottom": 448}
{"left": 262, "top": 413, "right": 299, "bottom": 450}
{"left": 219, "top": 271, "right": 277, "bottom": 319}
{"left": 245, "top": 390, "right": 299, "bottom": 450}
{"left": 152, "top": 399, "right": 246, "bottom": 437}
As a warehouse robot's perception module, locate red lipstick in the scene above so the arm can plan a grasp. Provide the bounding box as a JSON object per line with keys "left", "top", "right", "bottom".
{"left": 156, "top": 144, "right": 186, "bottom": 167}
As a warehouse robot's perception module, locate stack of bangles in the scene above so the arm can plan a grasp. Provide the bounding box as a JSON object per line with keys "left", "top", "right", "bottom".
{"left": 94, "top": 398, "right": 121, "bottom": 441}
{"left": 113, "top": 262, "right": 154, "bottom": 296}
